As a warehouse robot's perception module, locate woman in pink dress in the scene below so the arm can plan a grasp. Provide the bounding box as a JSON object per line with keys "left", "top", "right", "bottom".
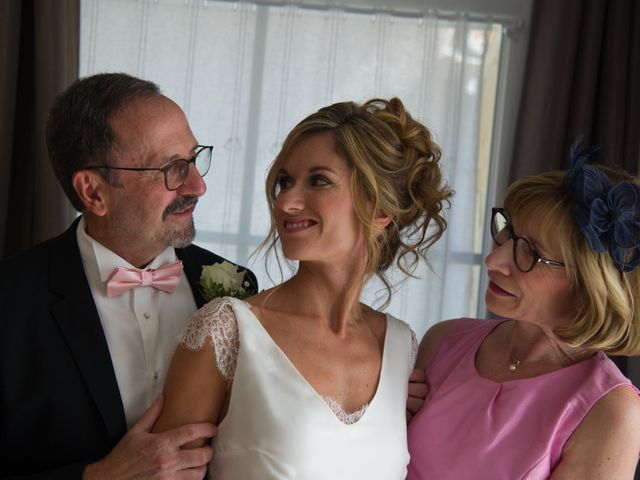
{"left": 408, "top": 142, "right": 640, "bottom": 479}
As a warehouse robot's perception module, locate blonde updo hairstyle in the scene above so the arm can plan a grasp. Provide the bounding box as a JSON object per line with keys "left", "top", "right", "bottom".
{"left": 503, "top": 166, "right": 640, "bottom": 355}
{"left": 261, "top": 97, "right": 452, "bottom": 305}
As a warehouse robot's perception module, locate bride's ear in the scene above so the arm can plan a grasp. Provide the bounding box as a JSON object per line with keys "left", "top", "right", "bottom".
{"left": 373, "top": 210, "right": 392, "bottom": 235}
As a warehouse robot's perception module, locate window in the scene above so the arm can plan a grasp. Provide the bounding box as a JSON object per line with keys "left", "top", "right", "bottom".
{"left": 81, "top": 0, "right": 532, "bottom": 336}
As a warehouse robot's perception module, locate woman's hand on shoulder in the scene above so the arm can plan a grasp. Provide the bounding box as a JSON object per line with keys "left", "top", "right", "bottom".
{"left": 551, "top": 385, "right": 640, "bottom": 480}
{"left": 406, "top": 368, "right": 428, "bottom": 422}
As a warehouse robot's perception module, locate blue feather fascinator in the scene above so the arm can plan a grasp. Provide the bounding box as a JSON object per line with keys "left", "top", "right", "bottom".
{"left": 564, "top": 137, "right": 640, "bottom": 272}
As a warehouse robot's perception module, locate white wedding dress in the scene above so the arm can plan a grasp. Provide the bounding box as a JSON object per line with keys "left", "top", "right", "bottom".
{"left": 179, "top": 297, "right": 414, "bottom": 479}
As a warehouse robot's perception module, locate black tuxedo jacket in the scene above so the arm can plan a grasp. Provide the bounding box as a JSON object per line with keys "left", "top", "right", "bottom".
{"left": 0, "top": 218, "right": 257, "bottom": 479}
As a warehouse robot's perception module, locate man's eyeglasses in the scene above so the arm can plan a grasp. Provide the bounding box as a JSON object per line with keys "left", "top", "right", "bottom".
{"left": 82, "top": 145, "right": 213, "bottom": 191}
{"left": 490, "top": 207, "right": 565, "bottom": 273}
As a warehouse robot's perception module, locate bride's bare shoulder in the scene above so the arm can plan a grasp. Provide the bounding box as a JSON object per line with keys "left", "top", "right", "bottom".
{"left": 244, "top": 287, "right": 281, "bottom": 309}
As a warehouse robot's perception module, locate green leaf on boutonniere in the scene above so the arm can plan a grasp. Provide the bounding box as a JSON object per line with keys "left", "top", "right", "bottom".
{"left": 199, "top": 261, "right": 253, "bottom": 302}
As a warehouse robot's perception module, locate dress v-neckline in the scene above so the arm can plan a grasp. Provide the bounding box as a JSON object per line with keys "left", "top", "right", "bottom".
{"left": 231, "top": 298, "right": 390, "bottom": 426}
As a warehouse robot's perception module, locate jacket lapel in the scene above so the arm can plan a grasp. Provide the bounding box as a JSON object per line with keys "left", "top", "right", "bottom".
{"left": 176, "top": 247, "right": 207, "bottom": 308}
{"left": 49, "top": 220, "right": 127, "bottom": 444}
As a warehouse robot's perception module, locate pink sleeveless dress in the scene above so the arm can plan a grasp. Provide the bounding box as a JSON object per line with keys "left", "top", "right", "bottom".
{"left": 407, "top": 318, "right": 636, "bottom": 480}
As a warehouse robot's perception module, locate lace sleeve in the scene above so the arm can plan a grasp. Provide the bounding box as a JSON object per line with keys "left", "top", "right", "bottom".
{"left": 178, "top": 297, "right": 239, "bottom": 381}
{"left": 410, "top": 329, "right": 418, "bottom": 370}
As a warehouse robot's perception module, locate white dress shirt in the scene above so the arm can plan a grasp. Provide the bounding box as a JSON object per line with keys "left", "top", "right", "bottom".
{"left": 76, "top": 218, "right": 197, "bottom": 428}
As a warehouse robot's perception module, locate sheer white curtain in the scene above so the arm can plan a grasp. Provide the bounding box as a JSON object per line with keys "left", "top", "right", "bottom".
{"left": 80, "top": 0, "right": 523, "bottom": 337}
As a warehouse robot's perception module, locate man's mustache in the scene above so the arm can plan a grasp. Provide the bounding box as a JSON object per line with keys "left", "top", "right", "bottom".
{"left": 163, "top": 196, "right": 198, "bottom": 220}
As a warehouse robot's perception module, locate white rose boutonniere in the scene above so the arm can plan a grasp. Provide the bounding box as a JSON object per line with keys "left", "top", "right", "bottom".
{"left": 200, "top": 261, "right": 253, "bottom": 301}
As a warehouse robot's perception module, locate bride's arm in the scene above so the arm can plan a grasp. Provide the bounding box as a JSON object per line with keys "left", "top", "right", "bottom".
{"left": 152, "top": 340, "right": 228, "bottom": 447}
{"left": 152, "top": 300, "right": 235, "bottom": 448}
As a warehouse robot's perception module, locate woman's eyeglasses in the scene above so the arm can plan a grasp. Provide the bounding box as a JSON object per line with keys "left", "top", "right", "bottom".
{"left": 490, "top": 207, "right": 565, "bottom": 273}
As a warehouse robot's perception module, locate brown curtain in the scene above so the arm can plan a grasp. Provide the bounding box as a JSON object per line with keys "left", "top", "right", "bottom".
{"left": 511, "top": 0, "right": 640, "bottom": 180}
{"left": 0, "top": 0, "right": 79, "bottom": 259}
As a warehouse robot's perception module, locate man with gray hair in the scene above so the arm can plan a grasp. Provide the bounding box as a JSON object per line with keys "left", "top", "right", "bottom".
{"left": 0, "top": 72, "right": 257, "bottom": 479}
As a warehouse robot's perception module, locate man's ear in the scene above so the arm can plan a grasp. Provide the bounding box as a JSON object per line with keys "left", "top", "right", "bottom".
{"left": 71, "top": 170, "right": 109, "bottom": 216}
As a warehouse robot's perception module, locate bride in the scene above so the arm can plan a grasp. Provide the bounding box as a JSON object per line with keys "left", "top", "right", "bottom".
{"left": 153, "top": 97, "right": 452, "bottom": 479}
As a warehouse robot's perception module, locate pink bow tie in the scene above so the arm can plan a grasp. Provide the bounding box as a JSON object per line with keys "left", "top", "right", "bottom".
{"left": 106, "top": 261, "right": 184, "bottom": 298}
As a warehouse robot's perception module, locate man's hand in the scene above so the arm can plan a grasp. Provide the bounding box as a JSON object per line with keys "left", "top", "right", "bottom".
{"left": 406, "top": 368, "right": 428, "bottom": 422}
{"left": 83, "top": 394, "right": 216, "bottom": 480}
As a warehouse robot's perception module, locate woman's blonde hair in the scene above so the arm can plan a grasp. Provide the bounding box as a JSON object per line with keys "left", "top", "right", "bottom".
{"left": 504, "top": 167, "right": 640, "bottom": 354}
{"left": 260, "top": 97, "right": 452, "bottom": 307}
